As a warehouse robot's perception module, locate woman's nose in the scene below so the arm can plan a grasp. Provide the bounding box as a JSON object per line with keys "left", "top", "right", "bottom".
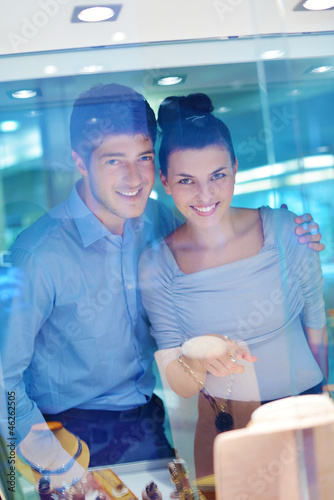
{"left": 196, "top": 181, "right": 213, "bottom": 200}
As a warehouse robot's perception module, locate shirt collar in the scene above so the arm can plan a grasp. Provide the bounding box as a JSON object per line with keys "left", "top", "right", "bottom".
{"left": 67, "top": 182, "right": 111, "bottom": 247}
{"left": 67, "top": 181, "right": 153, "bottom": 247}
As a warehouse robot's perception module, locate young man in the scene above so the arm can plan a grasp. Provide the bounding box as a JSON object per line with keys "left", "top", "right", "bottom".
{"left": 0, "top": 84, "right": 324, "bottom": 486}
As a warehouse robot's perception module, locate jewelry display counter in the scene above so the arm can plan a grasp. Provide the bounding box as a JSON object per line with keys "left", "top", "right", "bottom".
{"left": 16, "top": 458, "right": 210, "bottom": 500}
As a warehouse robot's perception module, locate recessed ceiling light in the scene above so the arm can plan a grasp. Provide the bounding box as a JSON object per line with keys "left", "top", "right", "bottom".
{"left": 217, "top": 106, "right": 231, "bottom": 113}
{"left": 310, "top": 65, "right": 334, "bottom": 74}
{"left": 112, "top": 31, "right": 126, "bottom": 42}
{"left": 24, "top": 110, "right": 43, "bottom": 118}
{"left": 299, "top": 0, "right": 334, "bottom": 10}
{"left": 149, "top": 190, "right": 159, "bottom": 200}
{"left": 79, "top": 65, "right": 104, "bottom": 74}
{"left": 260, "top": 50, "right": 285, "bottom": 60}
{"left": 0, "top": 120, "right": 20, "bottom": 132}
{"left": 288, "top": 89, "right": 302, "bottom": 96}
{"left": 155, "top": 76, "right": 184, "bottom": 86}
{"left": 44, "top": 65, "right": 58, "bottom": 75}
{"left": 71, "top": 5, "right": 122, "bottom": 23}
{"left": 10, "top": 89, "right": 40, "bottom": 99}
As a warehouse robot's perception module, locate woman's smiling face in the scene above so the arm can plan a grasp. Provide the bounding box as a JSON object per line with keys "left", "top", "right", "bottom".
{"left": 160, "top": 145, "right": 237, "bottom": 229}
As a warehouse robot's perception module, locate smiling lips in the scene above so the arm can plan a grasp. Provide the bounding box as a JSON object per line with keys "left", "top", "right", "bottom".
{"left": 117, "top": 188, "right": 142, "bottom": 198}
{"left": 191, "top": 202, "right": 219, "bottom": 216}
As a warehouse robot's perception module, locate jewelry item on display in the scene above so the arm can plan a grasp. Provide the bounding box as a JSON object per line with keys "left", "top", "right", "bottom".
{"left": 168, "top": 460, "right": 183, "bottom": 498}
{"left": 142, "top": 482, "right": 162, "bottom": 500}
{"left": 93, "top": 468, "right": 137, "bottom": 500}
{"left": 112, "top": 484, "right": 129, "bottom": 498}
{"left": 177, "top": 351, "right": 235, "bottom": 432}
{"left": 168, "top": 459, "right": 206, "bottom": 500}
{"left": 17, "top": 437, "right": 82, "bottom": 477}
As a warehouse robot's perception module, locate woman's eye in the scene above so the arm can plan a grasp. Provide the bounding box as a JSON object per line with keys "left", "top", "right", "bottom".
{"left": 179, "top": 178, "right": 193, "bottom": 185}
{"left": 211, "top": 172, "right": 226, "bottom": 181}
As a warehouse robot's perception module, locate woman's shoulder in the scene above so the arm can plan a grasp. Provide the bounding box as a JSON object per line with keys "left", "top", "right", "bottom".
{"left": 232, "top": 207, "right": 261, "bottom": 235}
{"left": 258, "top": 206, "right": 304, "bottom": 255}
{"left": 139, "top": 237, "right": 178, "bottom": 284}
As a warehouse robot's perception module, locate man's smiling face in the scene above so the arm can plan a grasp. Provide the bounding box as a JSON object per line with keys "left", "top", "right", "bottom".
{"left": 73, "top": 134, "right": 156, "bottom": 235}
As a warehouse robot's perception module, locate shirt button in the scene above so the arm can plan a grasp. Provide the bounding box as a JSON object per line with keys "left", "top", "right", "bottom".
{"left": 126, "top": 284, "right": 132, "bottom": 290}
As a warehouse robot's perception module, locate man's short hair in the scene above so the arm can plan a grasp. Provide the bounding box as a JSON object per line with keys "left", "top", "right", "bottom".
{"left": 70, "top": 83, "right": 157, "bottom": 160}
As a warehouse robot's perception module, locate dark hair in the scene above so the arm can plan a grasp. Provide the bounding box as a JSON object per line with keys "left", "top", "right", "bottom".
{"left": 158, "top": 93, "right": 236, "bottom": 176}
{"left": 70, "top": 83, "right": 157, "bottom": 161}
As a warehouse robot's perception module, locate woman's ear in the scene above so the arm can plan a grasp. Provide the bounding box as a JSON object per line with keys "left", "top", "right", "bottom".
{"left": 233, "top": 158, "right": 238, "bottom": 177}
{"left": 72, "top": 151, "right": 88, "bottom": 177}
{"left": 159, "top": 170, "right": 172, "bottom": 195}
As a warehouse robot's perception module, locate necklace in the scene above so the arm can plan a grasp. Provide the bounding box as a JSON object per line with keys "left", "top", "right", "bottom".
{"left": 17, "top": 437, "right": 82, "bottom": 476}
{"left": 177, "top": 353, "right": 234, "bottom": 432}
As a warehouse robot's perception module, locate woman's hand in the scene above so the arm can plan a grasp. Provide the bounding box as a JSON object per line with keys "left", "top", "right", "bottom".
{"left": 181, "top": 335, "right": 257, "bottom": 378}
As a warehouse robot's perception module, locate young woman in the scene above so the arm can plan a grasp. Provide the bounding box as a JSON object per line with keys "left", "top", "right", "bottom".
{"left": 138, "top": 93, "right": 328, "bottom": 478}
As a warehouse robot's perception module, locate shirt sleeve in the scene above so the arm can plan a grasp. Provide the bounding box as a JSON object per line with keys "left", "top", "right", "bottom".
{"left": 0, "top": 247, "right": 54, "bottom": 442}
{"left": 274, "top": 208, "right": 326, "bottom": 329}
{"left": 138, "top": 245, "right": 184, "bottom": 352}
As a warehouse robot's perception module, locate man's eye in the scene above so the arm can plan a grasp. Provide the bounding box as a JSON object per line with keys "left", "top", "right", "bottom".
{"left": 211, "top": 172, "right": 226, "bottom": 180}
{"left": 107, "top": 159, "right": 119, "bottom": 165}
{"left": 140, "top": 155, "right": 153, "bottom": 161}
{"left": 179, "top": 178, "right": 193, "bottom": 185}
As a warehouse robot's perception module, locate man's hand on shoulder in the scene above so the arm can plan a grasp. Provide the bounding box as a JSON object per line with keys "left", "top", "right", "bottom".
{"left": 280, "top": 205, "right": 325, "bottom": 252}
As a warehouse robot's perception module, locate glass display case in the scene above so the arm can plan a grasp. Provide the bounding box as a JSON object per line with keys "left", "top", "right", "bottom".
{"left": 0, "top": 1, "right": 333, "bottom": 498}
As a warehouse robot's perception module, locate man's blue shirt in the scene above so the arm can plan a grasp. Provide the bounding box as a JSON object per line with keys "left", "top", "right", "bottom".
{"left": 0, "top": 183, "right": 179, "bottom": 440}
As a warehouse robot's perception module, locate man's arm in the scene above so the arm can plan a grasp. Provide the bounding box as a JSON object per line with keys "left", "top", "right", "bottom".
{"left": 0, "top": 251, "right": 85, "bottom": 491}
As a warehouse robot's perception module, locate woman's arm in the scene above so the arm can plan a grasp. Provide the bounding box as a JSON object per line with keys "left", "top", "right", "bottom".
{"left": 304, "top": 325, "right": 328, "bottom": 381}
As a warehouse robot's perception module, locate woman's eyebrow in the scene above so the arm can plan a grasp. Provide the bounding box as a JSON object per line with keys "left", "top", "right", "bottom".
{"left": 210, "top": 167, "right": 228, "bottom": 175}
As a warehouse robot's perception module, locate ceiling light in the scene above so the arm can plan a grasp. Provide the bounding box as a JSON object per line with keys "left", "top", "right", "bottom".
{"left": 156, "top": 76, "right": 184, "bottom": 86}
{"left": 217, "top": 106, "right": 231, "bottom": 113}
{"left": 24, "top": 110, "right": 43, "bottom": 118}
{"left": 112, "top": 31, "right": 126, "bottom": 42}
{"left": 310, "top": 65, "right": 334, "bottom": 74}
{"left": 44, "top": 65, "right": 58, "bottom": 75}
{"left": 10, "top": 89, "right": 39, "bottom": 99}
{"left": 288, "top": 89, "right": 302, "bottom": 96}
{"left": 71, "top": 5, "right": 122, "bottom": 23}
{"left": 260, "top": 50, "right": 285, "bottom": 60}
{"left": 0, "top": 121, "right": 20, "bottom": 132}
{"left": 149, "top": 190, "right": 159, "bottom": 200}
{"left": 301, "top": 0, "right": 334, "bottom": 10}
{"left": 79, "top": 65, "right": 104, "bottom": 74}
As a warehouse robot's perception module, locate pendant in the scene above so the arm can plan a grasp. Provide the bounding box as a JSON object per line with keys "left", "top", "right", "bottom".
{"left": 215, "top": 411, "right": 234, "bottom": 432}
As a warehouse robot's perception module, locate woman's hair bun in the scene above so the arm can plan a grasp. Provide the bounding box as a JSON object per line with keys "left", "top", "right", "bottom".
{"left": 184, "top": 93, "right": 213, "bottom": 114}
{"left": 158, "top": 93, "right": 214, "bottom": 131}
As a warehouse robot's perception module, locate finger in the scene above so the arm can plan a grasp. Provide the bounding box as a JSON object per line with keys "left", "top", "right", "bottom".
{"left": 236, "top": 351, "right": 258, "bottom": 363}
{"left": 307, "top": 242, "right": 325, "bottom": 252}
{"left": 203, "top": 357, "right": 244, "bottom": 376}
{"left": 294, "top": 213, "right": 312, "bottom": 224}
{"left": 234, "top": 347, "right": 257, "bottom": 363}
{"left": 202, "top": 360, "right": 237, "bottom": 377}
{"left": 295, "top": 222, "right": 319, "bottom": 235}
{"left": 298, "top": 233, "right": 322, "bottom": 244}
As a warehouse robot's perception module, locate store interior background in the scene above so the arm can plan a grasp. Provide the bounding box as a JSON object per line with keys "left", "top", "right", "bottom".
{"left": 0, "top": 0, "right": 334, "bottom": 470}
